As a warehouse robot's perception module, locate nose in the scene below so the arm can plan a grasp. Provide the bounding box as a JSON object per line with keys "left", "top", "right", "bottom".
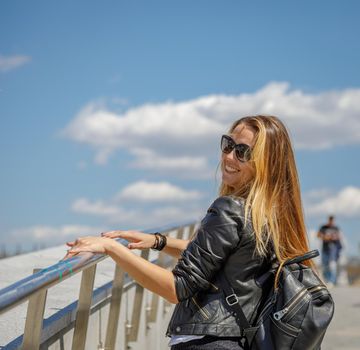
{"left": 224, "top": 149, "right": 236, "bottom": 162}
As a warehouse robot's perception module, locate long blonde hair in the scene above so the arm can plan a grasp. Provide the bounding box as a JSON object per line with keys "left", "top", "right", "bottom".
{"left": 219, "top": 115, "right": 313, "bottom": 267}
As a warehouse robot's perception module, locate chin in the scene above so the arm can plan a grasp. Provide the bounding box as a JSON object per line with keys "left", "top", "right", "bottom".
{"left": 221, "top": 173, "right": 241, "bottom": 188}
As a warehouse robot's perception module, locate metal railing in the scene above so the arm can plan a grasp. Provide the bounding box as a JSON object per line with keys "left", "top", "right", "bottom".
{"left": 0, "top": 222, "right": 197, "bottom": 350}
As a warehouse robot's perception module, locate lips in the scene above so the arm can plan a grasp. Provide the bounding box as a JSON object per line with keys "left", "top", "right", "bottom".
{"left": 224, "top": 164, "right": 240, "bottom": 173}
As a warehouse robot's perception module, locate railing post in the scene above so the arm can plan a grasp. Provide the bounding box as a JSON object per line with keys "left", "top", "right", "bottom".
{"left": 176, "top": 227, "right": 185, "bottom": 240}
{"left": 146, "top": 251, "right": 168, "bottom": 330}
{"left": 21, "top": 268, "right": 47, "bottom": 350}
{"left": 188, "top": 223, "right": 196, "bottom": 240}
{"left": 71, "top": 264, "right": 97, "bottom": 350}
{"left": 125, "top": 249, "right": 149, "bottom": 348}
{"left": 104, "top": 264, "right": 125, "bottom": 350}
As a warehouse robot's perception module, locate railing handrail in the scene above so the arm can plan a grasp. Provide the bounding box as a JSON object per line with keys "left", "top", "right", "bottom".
{"left": 3, "top": 254, "right": 177, "bottom": 349}
{"left": 0, "top": 221, "right": 195, "bottom": 316}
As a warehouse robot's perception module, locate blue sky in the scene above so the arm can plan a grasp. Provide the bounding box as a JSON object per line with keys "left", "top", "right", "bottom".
{"left": 1, "top": 0, "right": 360, "bottom": 256}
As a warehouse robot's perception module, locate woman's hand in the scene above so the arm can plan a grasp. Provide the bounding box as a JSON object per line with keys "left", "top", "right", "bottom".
{"left": 63, "top": 236, "right": 115, "bottom": 260}
{"left": 101, "top": 230, "right": 156, "bottom": 250}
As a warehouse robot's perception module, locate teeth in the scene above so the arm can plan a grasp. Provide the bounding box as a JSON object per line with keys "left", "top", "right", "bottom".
{"left": 225, "top": 164, "right": 240, "bottom": 173}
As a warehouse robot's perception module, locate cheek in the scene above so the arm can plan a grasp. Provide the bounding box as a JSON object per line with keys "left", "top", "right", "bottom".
{"left": 243, "top": 164, "right": 255, "bottom": 181}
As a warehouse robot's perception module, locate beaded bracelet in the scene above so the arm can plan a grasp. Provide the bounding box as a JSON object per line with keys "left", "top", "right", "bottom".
{"left": 151, "top": 232, "right": 167, "bottom": 251}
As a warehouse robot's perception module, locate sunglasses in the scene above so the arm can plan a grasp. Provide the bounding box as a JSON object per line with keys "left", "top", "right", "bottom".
{"left": 221, "top": 134, "right": 252, "bottom": 162}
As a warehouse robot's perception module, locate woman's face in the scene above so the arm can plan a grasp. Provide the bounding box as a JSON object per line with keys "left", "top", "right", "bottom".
{"left": 221, "top": 123, "right": 256, "bottom": 188}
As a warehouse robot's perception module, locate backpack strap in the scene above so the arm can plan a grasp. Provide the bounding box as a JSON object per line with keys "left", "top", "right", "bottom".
{"left": 274, "top": 250, "right": 319, "bottom": 290}
{"left": 220, "top": 273, "right": 259, "bottom": 347}
{"left": 283, "top": 249, "right": 319, "bottom": 266}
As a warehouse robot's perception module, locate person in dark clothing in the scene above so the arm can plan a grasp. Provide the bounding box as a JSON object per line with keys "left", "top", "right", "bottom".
{"left": 63, "top": 115, "right": 316, "bottom": 349}
{"left": 317, "top": 215, "right": 342, "bottom": 285}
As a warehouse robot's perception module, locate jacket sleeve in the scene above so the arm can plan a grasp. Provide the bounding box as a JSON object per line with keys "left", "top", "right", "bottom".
{"left": 172, "top": 196, "right": 243, "bottom": 301}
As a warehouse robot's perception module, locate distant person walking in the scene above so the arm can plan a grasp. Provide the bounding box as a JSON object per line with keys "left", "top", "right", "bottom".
{"left": 317, "top": 215, "right": 342, "bottom": 286}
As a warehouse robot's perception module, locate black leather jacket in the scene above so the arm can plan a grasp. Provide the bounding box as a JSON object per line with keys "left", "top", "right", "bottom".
{"left": 166, "top": 195, "right": 272, "bottom": 338}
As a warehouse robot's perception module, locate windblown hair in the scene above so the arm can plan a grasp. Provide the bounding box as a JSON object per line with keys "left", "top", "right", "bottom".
{"left": 219, "top": 115, "right": 313, "bottom": 267}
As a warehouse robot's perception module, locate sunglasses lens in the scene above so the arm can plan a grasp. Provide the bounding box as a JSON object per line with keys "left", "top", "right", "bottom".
{"left": 221, "top": 135, "right": 234, "bottom": 154}
{"left": 235, "top": 144, "right": 251, "bottom": 162}
{"left": 221, "top": 135, "right": 251, "bottom": 162}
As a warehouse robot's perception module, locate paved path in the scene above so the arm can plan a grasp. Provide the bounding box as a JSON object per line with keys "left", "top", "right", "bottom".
{"left": 321, "top": 285, "right": 360, "bottom": 350}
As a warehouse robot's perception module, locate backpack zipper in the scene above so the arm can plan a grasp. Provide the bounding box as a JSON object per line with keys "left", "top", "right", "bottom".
{"left": 273, "top": 288, "right": 307, "bottom": 321}
{"left": 308, "top": 285, "right": 327, "bottom": 293}
{"left": 191, "top": 297, "right": 210, "bottom": 319}
{"left": 273, "top": 285, "right": 327, "bottom": 321}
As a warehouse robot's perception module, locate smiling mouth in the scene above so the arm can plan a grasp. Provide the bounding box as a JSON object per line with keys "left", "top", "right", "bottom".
{"left": 224, "top": 164, "right": 240, "bottom": 173}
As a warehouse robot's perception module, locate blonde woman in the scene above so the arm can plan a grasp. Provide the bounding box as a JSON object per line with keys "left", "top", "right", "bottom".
{"left": 64, "top": 115, "right": 314, "bottom": 349}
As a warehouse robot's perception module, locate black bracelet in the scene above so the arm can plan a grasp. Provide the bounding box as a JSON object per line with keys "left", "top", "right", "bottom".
{"left": 157, "top": 233, "right": 167, "bottom": 251}
{"left": 151, "top": 232, "right": 167, "bottom": 251}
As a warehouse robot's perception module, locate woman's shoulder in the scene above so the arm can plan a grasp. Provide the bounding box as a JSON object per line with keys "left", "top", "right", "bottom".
{"left": 209, "top": 195, "right": 246, "bottom": 213}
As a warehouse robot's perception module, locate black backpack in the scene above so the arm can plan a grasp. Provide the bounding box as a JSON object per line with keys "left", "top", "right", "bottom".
{"left": 222, "top": 250, "right": 335, "bottom": 350}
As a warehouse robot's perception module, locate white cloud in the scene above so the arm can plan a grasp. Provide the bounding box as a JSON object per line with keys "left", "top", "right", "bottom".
{"left": 8, "top": 225, "right": 104, "bottom": 245}
{"left": 128, "top": 148, "right": 211, "bottom": 177}
{"left": 0, "top": 54, "right": 31, "bottom": 72}
{"left": 116, "top": 181, "right": 203, "bottom": 202}
{"left": 146, "top": 205, "right": 203, "bottom": 226}
{"left": 61, "top": 82, "right": 360, "bottom": 178}
{"left": 71, "top": 198, "right": 139, "bottom": 224}
{"left": 305, "top": 186, "right": 360, "bottom": 218}
{"left": 70, "top": 181, "right": 206, "bottom": 228}
{"left": 71, "top": 197, "right": 203, "bottom": 228}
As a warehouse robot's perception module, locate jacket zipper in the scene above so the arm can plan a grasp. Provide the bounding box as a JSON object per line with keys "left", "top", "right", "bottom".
{"left": 191, "top": 297, "right": 210, "bottom": 319}
{"left": 209, "top": 282, "right": 219, "bottom": 291}
{"left": 273, "top": 285, "right": 327, "bottom": 321}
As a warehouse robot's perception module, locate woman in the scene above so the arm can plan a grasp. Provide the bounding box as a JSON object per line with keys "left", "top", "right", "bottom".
{"left": 64, "top": 115, "right": 314, "bottom": 349}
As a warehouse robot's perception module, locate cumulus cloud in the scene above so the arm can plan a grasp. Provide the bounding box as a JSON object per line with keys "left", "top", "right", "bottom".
{"left": 71, "top": 181, "right": 206, "bottom": 228}
{"left": 6, "top": 225, "right": 104, "bottom": 247}
{"left": 61, "top": 82, "right": 360, "bottom": 177}
{"left": 304, "top": 186, "right": 360, "bottom": 218}
{"left": 71, "top": 197, "right": 203, "bottom": 228}
{"left": 0, "top": 54, "right": 31, "bottom": 72}
{"left": 128, "top": 148, "right": 212, "bottom": 178}
{"left": 116, "top": 181, "right": 203, "bottom": 202}
{"left": 71, "top": 198, "right": 139, "bottom": 224}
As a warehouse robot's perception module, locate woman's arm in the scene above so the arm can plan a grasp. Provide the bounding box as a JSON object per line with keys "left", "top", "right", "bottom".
{"left": 64, "top": 237, "right": 179, "bottom": 304}
{"left": 106, "top": 240, "right": 179, "bottom": 303}
{"left": 102, "top": 230, "right": 190, "bottom": 259}
{"left": 161, "top": 236, "right": 190, "bottom": 259}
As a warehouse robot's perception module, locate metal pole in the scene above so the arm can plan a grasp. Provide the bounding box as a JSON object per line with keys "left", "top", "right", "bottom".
{"left": 125, "top": 249, "right": 149, "bottom": 346}
{"left": 21, "top": 268, "right": 48, "bottom": 350}
{"left": 71, "top": 264, "right": 97, "bottom": 350}
{"left": 105, "top": 264, "right": 125, "bottom": 350}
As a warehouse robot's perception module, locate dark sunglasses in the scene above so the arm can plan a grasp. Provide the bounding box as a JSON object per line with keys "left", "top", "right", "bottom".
{"left": 221, "top": 134, "right": 252, "bottom": 162}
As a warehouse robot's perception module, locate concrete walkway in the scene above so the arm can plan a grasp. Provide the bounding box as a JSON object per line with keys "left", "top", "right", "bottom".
{"left": 321, "top": 285, "right": 360, "bottom": 350}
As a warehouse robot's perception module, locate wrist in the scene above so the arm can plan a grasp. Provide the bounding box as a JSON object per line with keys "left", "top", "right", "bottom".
{"left": 104, "top": 238, "right": 118, "bottom": 254}
{"left": 151, "top": 232, "right": 167, "bottom": 251}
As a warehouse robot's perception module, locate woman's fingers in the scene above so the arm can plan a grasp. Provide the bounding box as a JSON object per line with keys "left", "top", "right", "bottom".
{"left": 128, "top": 242, "right": 147, "bottom": 249}
{"left": 62, "top": 248, "right": 79, "bottom": 260}
{"left": 101, "top": 230, "right": 123, "bottom": 238}
{"left": 101, "top": 230, "right": 140, "bottom": 241}
{"left": 100, "top": 231, "right": 153, "bottom": 250}
{"left": 63, "top": 235, "right": 111, "bottom": 261}
{"left": 127, "top": 234, "right": 156, "bottom": 250}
